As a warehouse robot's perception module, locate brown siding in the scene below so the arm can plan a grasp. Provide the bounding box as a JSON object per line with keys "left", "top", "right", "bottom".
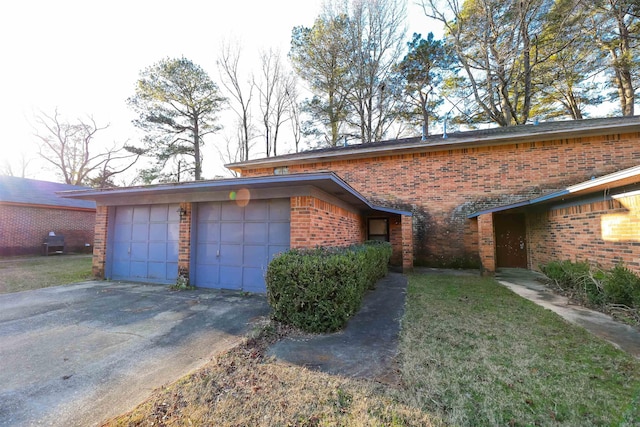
{"left": 529, "top": 192, "right": 640, "bottom": 274}
{"left": 0, "top": 204, "right": 95, "bottom": 257}
{"left": 242, "top": 133, "right": 640, "bottom": 267}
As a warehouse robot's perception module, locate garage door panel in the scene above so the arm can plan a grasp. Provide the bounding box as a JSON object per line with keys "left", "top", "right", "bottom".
{"left": 221, "top": 223, "right": 243, "bottom": 243}
{"left": 130, "top": 261, "right": 147, "bottom": 278}
{"left": 196, "top": 243, "right": 218, "bottom": 259}
{"left": 132, "top": 224, "right": 149, "bottom": 241}
{"left": 149, "top": 223, "right": 167, "bottom": 239}
{"left": 219, "top": 266, "right": 242, "bottom": 289}
{"left": 245, "top": 202, "right": 268, "bottom": 220}
{"left": 269, "top": 223, "right": 290, "bottom": 244}
{"left": 244, "top": 223, "right": 267, "bottom": 243}
{"left": 149, "top": 205, "right": 170, "bottom": 221}
{"left": 167, "top": 241, "right": 178, "bottom": 259}
{"left": 148, "top": 262, "right": 165, "bottom": 279}
{"left": 198, "top": 203, "right": 221, "bottom": 221}
{"left": 221, "top": 204, "right": 243, "bottom": 220}
{"left": 244, "top": 245, "right": 266, "bottom": 266}
{"left": 114, "top": 225, "right": 131, "bottom": 242}
{"left": 112, "top": 241, "right": 129, "bottom": 257}
{"left": 196, "top": 221, "right": 219, "bottom": 241}
{"left": 195, "top": 265, "right": 219, "bottom": 288}
{"left": 220, "top": 244, "right": 242, "bottom": 263}
{"left": 270, "top": 200, "right": 290, "bottom": 220}
{"left": 133, "top": 207, "right": 149, "bottom": 222}
{"left": 243, "top": 267, "right": 265, "bottom": 292}
{"left": 115, "top": 207, "right": 133, "bottom": 223}
{"left": 148, "top": 242, "right": 167, "bottom": 261}
{"left": 130, "top": 242, "right": 149, "bottom": 260}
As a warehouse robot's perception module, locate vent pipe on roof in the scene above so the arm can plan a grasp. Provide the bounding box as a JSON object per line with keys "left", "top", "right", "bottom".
{"left": 421, "top": 123, "right": 427, "bottom": 141}
{"left": 443, "top": 115, "right": 448, "bottom": 139}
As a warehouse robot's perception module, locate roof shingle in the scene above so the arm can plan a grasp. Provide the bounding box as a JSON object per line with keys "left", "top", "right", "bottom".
{"left": 0, "top": 176, "right": 96, "bottom": 210}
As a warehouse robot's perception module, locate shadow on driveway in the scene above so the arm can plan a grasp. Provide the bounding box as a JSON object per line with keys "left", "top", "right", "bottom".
{"left": 0, "top": 281, "right": 269, "bottom": 427}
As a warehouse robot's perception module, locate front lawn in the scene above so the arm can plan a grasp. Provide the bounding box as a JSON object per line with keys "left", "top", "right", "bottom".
{"left": 399, "top": 273, "right": 640, "bottom": 426}
{"left": 0, "top": 255, "right": 93, "bottom": 294}
{"left": 104, "top": 272, "right": 640, "bottom": 426}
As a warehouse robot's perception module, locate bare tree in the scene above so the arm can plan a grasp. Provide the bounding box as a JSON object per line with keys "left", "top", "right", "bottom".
{"left": 33, "top": 108, "right": 140, "bottom": 187}
{"left": 255, "top": 48, "right": 296, "bottom": 157}
{"left": 346, "top": 0, "right": 407, "bottom": 142}
{"left": 217, "top": 41, "right": 255, "bottom": 161}
{"left": 421, "top": 0, "right": 557, "bottom": 126}
{"left": 1, "top": 153, "right": 33, "bottom": 178}
{"left": 287, "top": 82, "right": 304, "bottom": 153}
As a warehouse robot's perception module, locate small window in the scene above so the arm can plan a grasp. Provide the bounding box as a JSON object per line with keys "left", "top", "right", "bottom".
{"left": 274, "top": 166, "right": 289, "bottom": 175}
{"left": 368, "top": 218, "right": 389, "bottom": 242}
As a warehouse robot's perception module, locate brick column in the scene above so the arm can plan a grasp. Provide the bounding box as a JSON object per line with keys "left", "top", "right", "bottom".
{"left": 290, "top": 196, "right": 311, "bottom": 248}
{"left": 92, "top": 205, "right": 109, "bottom": 278}
{"left": 178, "top": 202, "right": 192, "bottom": 280}
{"left": 401, "top": 215, "right": 414, "bottom": 273}
{"left": 477, "top": 213, "right": 496, "bottom": 276}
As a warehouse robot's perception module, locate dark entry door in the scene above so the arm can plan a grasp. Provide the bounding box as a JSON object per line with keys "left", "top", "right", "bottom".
{"left": 495, "top": 214, "right": 527, "bottom": 268}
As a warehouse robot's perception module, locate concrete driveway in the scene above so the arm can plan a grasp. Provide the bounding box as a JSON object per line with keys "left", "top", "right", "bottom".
{"left": 0, "top": 281, "right": 269, "bottom": 427}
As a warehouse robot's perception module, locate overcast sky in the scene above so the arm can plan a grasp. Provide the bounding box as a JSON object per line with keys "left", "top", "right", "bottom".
{"left": 0, "top": 0, "right": 439, "bottom": 182}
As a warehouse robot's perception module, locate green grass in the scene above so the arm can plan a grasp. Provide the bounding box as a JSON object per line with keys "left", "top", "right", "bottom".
{"left": 0, "top": 255, "right": 93, "bottom": 294}
{"left": 399, "top": 274, "right": 640, "bottom": 426}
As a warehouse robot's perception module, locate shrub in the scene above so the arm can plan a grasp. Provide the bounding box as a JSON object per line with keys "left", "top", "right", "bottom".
{"left": 540, "top": 260, "right": 604, "bottom": 306}
{"left": 266, "top": 242, "right": 392, "bottom": 333}
{"left": 603, "top": 264, "right": 640, "bottom": 308}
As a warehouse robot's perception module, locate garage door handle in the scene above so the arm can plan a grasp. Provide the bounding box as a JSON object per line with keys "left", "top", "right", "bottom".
{"left": 216, "top": 249, "right": 220, "bottom": 257}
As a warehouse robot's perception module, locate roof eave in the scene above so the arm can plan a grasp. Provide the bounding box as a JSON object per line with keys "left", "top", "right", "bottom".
{"left": 468, "top": 164, "right": 640, "bottom": 218}
{"left": 227, "top": 120, "right": 640, "bottom": 172}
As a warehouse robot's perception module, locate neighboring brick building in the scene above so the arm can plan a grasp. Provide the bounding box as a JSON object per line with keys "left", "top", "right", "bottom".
{"left": 0, "top": 176, "right": 96, "bottom": 256}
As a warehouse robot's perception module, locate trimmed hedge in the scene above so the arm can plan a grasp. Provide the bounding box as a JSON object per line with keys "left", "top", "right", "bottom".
{"left": 266, "top": 241, "right": 393, "bottom": 333}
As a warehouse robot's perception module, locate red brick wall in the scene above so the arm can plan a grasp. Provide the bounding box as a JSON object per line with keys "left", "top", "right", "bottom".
{"left": 0, "top": 203, "right": 95, "bottom": 257}
{"left": 92, "top": 205, "right": 108, "bottom": 277}
{"left": 178, "top": 202, "right": 192, "bottom": 278}
{"left": 529, "top": 193, "right": 640, "bottom": 274}
{"left": 290, "top": 196, "right": 365, "bottom": 248}
{"left": 477, "top": 213, "right": 496, "bottom": 275}
{"left": 242, "top": 132, "right": 640, "bottom": 266}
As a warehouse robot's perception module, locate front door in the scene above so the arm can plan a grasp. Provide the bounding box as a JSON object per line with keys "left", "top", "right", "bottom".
{"left": 495, "top": 213, "right": 527, "bottom": 268}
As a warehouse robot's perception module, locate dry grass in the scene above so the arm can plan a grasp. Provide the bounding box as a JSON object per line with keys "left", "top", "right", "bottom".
{"left": 101, "top": 272, "right": 640, "bottom": 426}
{"left": 104, "top": 323, "right": 439, "bottom": 427}
{"left": 0, "top": 255, "right": 93, "bottom": 294}
{"left": 399, "top": 273, "right": 640, "bottom": 426}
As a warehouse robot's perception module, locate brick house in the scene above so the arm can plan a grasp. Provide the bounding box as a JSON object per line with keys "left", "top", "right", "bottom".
{"left": 64, "top": 116, "right": 640, "bottom": 291}
{"left": 0, "top": 176, "right": 96, "bottom": 256}
{"left": 227, "top": 116, "right": 640, "bottom": 275}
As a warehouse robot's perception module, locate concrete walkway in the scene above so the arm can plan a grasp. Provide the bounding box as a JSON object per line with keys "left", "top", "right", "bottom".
{"left": 267, "top": 272, "right": 406, "bottom": 383}
{"left": 496, "top": 268, "right": 640, "bottom": 359}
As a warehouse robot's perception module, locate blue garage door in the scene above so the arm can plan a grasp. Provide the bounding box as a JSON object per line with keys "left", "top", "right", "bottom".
{"left": 194, "top": 199, "right": 290, "bottom": 293}
{"left": 111, "top": 204, "right": 179, "bottom": 283}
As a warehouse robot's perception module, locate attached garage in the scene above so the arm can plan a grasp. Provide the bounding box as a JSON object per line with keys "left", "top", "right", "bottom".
{"left": 61, "top": 172, "right": 414, "bottom": 293}
{"left": 194, "top": 199, "right": 290, "bottom": 292}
